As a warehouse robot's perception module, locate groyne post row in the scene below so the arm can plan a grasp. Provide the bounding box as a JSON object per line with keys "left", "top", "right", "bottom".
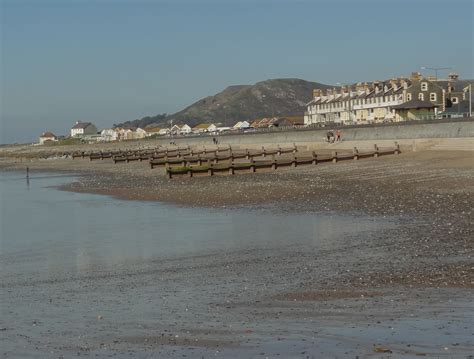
{"left": 165, "top": 142, "right": 400, "bottom": 179}
{"left": 148, "top": 144, "right": 298, "bottom": 169}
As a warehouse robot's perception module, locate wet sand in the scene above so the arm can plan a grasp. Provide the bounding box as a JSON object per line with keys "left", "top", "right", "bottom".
{"left": 1, "top": 147, "right": 473, "bottom": 357}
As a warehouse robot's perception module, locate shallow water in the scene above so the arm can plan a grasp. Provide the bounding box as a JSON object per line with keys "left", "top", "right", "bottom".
{"left": 0, "top": 171, "right": 385, "bottom": 280}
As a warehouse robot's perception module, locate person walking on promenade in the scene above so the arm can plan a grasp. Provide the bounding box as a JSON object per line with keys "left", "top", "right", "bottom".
{"left": 336, "top": 130, "right": 342, "bottom": 142}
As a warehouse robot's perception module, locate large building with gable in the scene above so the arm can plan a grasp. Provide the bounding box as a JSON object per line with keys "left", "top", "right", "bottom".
{"left": 304, "top": 72, "right": 471, "bottom": 125}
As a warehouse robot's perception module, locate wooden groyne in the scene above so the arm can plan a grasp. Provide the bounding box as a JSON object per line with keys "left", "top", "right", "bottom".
{"left": 165, "top": 143, "right": 400, "bottom": 179}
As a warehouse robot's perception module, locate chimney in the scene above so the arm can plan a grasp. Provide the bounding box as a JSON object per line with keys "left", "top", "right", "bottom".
{"left": 374, "top": 82, "right": 381, "bottom": 94}
{"left": 448, "top": 72, "right": 459, "bottom": 81}
{"left": 390, "top": 79, "right": 398, "bottom": 91}
{"left": 76, "top": 121, "right": 79, "bottom": 125}
{"left": 313, "top": 89, "right": 322, "bottom": 98}
{"left": 410, "top": 72, "right": 421, "bottom": 81}
{"left": 447, "top": 82, "right": 454, "bottom": 93}
{"left": 364, "top": 83, "right": 370, "bottom": 95}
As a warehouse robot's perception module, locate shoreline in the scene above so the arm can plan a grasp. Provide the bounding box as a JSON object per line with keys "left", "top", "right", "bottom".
{"left": 1, "top": 148, "right": 473, "bottom": 357}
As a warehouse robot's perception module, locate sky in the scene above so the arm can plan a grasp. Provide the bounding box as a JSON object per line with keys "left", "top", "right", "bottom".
{"left": 1, "top": 0, "right": 473, "bottom": 143}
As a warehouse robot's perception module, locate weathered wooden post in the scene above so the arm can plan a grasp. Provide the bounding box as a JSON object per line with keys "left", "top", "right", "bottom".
{"left": 246, "top": 149, "right": 250, "bottom": 160}
{"left": 26, "top": 166, "right": 29, "bottom": 179}
{"left": 292, "top": 154, "right": 297, "bottom": 167}
{"left": 228, "top": 164, "right": 234, "bottom": 175}
{"left": 332, "top": 151, "right": 338, "bottom": 163}
{"left": 166, "top": 167, "right": 172, "bottom": 179}
{"left": 262, "top": 146, "right": 266, "bottom": 158}
{"left": 293, "top": 143, "right": 297, "bottom": 153}
{"left": 250, "top": 158, "right": 256, "bottom": 173}
{"left": 394, "top": 141, "right": 400, "bottom": 155}
{"left": 312, "top": 151, "right": 318, "bottom": 165}
{"left": 374, "top": 144, "right": 379, "bottom": 158}
{"left": 188, "top": 169, "right": 193, "bottom": 177}
{"left": 277, "top": 145, "right": 282, "bottom": 156}
{"left": 207, "top": 166, "right": 214, "bottom": 176}
{"left": 271, "top": 155, "right": 277, "bottom": 170}
{"left": 353, "top": 147, "right": 359, "bottom": 160}
{"left": 197, "top": 157, "right": 202, "bottom": 166}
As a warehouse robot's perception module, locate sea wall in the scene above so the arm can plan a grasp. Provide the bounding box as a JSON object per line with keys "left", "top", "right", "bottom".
{"left": 156, "top": 119, "right": 474, "bottom": 148}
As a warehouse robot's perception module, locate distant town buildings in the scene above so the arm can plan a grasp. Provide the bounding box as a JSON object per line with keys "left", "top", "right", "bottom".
{"left": 304, "top": 72, "right": 472, "bottom": 126}
{"left": 37, "top": 72, "right": 471, "bottom": 145}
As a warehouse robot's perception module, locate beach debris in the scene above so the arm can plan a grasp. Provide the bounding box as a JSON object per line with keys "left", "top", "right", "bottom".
{"left": 373, "top": 345, "right": 392, "bottom": 353}
{"left": 97, "top": 315, "right": 103, "bottom": 320}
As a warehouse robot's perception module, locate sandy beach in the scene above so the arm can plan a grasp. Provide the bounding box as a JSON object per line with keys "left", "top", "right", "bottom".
{"left": 1, "top": 143, "right": 473, "bottom": 357}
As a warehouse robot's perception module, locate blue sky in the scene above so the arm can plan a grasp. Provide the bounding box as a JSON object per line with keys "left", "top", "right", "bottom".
{"left": 1, "top": 0, "right": 473, "bottom": 143}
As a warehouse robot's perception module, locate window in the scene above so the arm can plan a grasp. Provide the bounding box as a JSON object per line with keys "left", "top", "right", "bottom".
{"left": 452, "top": 97, "right": 459, "bottom": 104}
{"left": 421, "top": 82, "right": 428, "bottom": 91}
{"left": 418, "top": 93, "right": 424, "bottom": 101}
{"left": 430, "top": 93, "right": 437, "bottom": 102}
{"left": 407, "top": 93, "right": 412, "bottom": 101}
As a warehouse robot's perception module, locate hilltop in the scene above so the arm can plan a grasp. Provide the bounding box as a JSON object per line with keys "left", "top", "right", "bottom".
{"left": 115, "top": 78, "right": 333, "bottom": 128}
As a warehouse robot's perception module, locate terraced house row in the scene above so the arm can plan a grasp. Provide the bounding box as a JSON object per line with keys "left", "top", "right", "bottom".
{"left": 304, "top": 72, "right": 472, "bottom": 125}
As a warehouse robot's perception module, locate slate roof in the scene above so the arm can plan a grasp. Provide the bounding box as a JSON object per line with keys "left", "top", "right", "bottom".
{"left": 72, "top": 122, "right": 92, "bottom": 129}
{"left": 193, "top": 123, "right": 214, "bottom": 129}
{"left": 392, "top": 99, "right": 437, "bottom": 110}
{"left": 40, "top": 132, "right": 56, "bottom": 138}
{"left": 145, "top": 127, "right": 162, "bottom": 133}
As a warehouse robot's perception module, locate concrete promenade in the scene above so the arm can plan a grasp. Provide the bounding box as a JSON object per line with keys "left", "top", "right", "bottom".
{"left": 156, "top": 118, "right": 474, "bottom": 150}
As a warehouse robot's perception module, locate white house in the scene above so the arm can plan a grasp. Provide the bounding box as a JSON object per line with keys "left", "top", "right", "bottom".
{"left": 170, "top": 124, "right": 192, "bottom": 135}
{"left": 39, "top": 131, "right": 57, "bottom": 144}
{"left": 71, "top": 121, "right": 98, "bottom": 137}
{"left": 179, "top": 124, "right": 192, "bottom": 134}
{"left": 232, "top": 121, "right": 250, "bottom": 129}
{"left": 100, "top": 129, "right": 118, "bottom": 142}
{"left": 135, "top": 128, "right": 147, "bottom": 139}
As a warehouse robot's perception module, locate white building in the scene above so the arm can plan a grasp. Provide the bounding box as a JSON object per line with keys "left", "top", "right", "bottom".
{"left": 232, "top": 121, "right": 250, "bottom": 129}
{"left": 39, "top": 132, "right": 57, "bottom": 144}
{"left": 135, "top": 128, "right": 147, "bottom": 139}
{"left": 100, "top": 129, "right": 118, "bottom": 142}
{"left": 304, "top": 72, "right": 458, "bottom": 125}
{"left": 71, "top": 121, "right": 98, "bottom": 137}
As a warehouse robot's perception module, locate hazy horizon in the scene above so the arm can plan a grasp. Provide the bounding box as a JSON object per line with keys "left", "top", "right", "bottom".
{"left": 1, "top": 0, "right": 473, "bottom": 143}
